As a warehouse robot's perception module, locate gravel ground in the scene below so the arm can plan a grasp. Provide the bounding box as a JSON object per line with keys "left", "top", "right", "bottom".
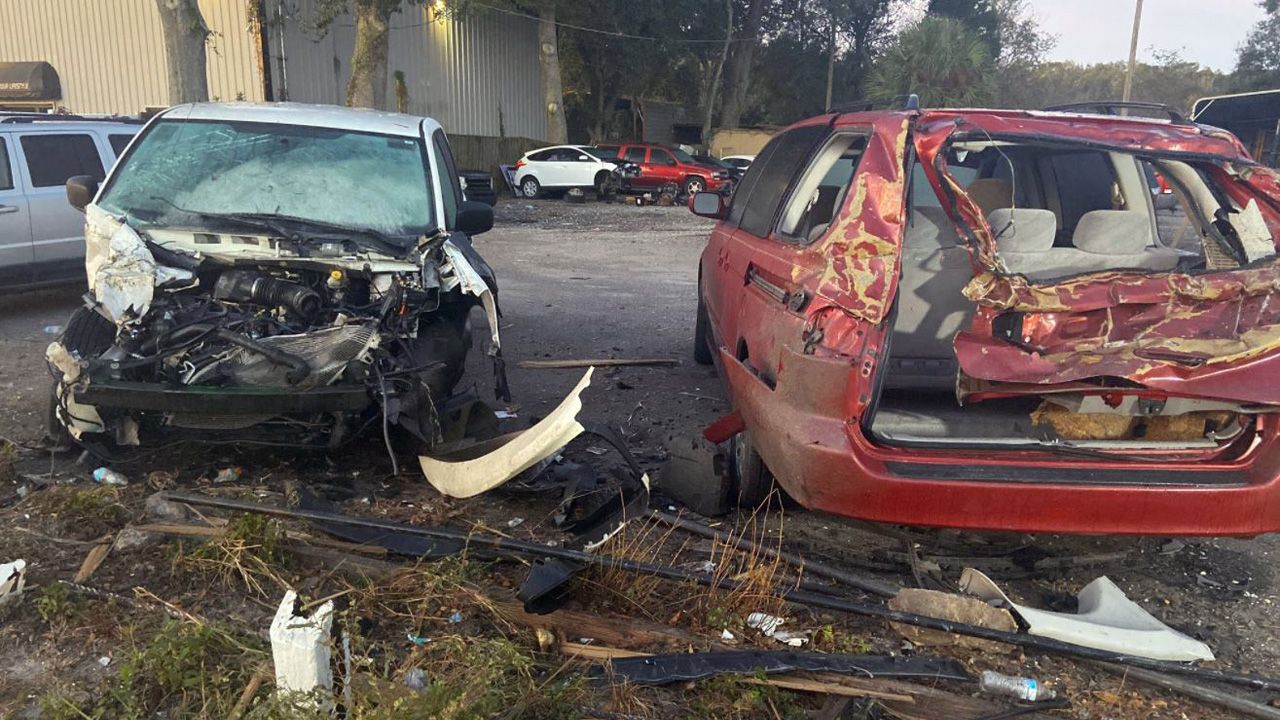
{"left": 0, "top": 197, "right": 1277, "bottom": 718}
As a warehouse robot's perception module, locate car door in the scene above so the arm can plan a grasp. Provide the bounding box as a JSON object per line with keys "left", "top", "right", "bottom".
{"left": 564, "top": 149, "right": 596, "bottom": 187}
{"left": 703, "top": 123, "right": 830, "bottom": 380}
{"left": 622, "top": 146, "right": 650, "bottom": 187}
{"left": 15, "top": 130, "right": 107, "bottom": 282}
{"left": 648, "top": 148, "right": 681, "bottom": 188}
{"left": 543, "top": 148, "right": 576, "bottom": 187}
{"left": 0, "top": 133, "right": 34, "bottom": 286}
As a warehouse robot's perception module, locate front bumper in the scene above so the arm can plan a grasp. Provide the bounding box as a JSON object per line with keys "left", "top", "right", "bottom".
{"left": 719, "top": 346, "right": 1280, "bottom": 537}
{"left": 74, "top": 378, "right": 371, "bottom": 415}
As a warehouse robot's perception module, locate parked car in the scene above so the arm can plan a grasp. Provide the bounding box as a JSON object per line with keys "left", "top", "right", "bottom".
{"left": 0, "top": 114, "right": 140, "bottom": 288}
{"left": 689, "top": 105, "right": 1280, "bottom": 536}
{"left": 596, "top": 143, "right": 731, "bottom": 195}
{"left": 719, "top": 154, "right": 754, "bottom": 174}
{"left": 459, "top": 168, "right": 497, "bottom": 206}
{"left": 47, "top": 102, "right": 502, "bottom": 454}
{"left": 693, "top": 154, "right": 744, "bottom": 183}
{"left": 513, "top": 145, "right": 618, "bottom": 198}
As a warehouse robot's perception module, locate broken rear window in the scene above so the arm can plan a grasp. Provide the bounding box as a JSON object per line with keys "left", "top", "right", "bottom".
{"left": 98, "top": 119, "right": 436, "bottom": 238}
{"left": 924, "top": 139, "right": 1280, "bottom": 282}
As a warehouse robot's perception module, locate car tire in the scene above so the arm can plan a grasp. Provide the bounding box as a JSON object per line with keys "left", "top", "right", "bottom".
{"left": 729, "top": 431, "right": 773, "bottom": 508}
{"left": 694, "top": 292, "right": 714, "bottom": 365}
{"left": 593, "top": 170, "right": 611, "bottom": 196}
{"left": 520, "top": 176, "right": 541, "bottom": 198}
{"left": 683, "top": 176, "right": 706, "bottom": 195}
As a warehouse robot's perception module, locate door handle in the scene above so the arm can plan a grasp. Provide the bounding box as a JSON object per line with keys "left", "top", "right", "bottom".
{"left": 747, "top": 265, "right": 810, "bottom": 312}
{"left": 0, "top": 204, "right": 18, "bottom": 215}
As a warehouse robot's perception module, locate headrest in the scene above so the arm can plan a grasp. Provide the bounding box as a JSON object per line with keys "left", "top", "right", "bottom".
{"left": 1072, "top": 210, "right": 1152, "bottom": 255}
{"left": 966, "top": 178, "right": 1013, "bottom": 214}
{"left": 987, "top": 208, "right": 1057, "bottom": 253}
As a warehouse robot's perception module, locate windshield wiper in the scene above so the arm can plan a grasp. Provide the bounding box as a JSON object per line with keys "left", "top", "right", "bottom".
{"left": 229, "top": 213, "right": 413, "bottom": 256}
{"left": 144, "top": 196, "right": 294, "bottom": 238}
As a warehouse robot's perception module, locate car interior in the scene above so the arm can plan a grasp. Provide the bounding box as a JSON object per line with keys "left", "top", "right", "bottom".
{"left": 865, "top": 140, "right": 1272, "bottom": 449}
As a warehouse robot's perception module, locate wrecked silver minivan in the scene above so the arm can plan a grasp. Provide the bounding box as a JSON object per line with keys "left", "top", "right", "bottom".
{"left": 47, "top": 103, "right": 505, "bottom": 453}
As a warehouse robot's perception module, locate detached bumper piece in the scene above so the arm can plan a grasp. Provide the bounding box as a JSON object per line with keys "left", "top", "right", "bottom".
{"left": 74, "top": 380, "right": 371, "bottom": 415}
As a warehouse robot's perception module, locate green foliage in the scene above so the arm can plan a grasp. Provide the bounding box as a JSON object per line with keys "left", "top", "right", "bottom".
{"left": 1008, "top": 52, "right": 1226, "bottom": 114}
{"left": 688, "top": 675, "right": 808, "bottom": 719}
{"left": 868, "top": 16, "right": 997, "bottom": 107}
{"left": 35, "top": 583, "right": 86, "bottom": 629}
{"left": 1232, "top": 10, "right": 1280, "bottom": 91}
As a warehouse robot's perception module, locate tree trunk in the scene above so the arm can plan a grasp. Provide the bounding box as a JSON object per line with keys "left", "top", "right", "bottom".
{"left": 701, "top": 0, "right": 733, "bottom": 150}
{"left": 538, "top": 6, "right": 568, "bottom": 143}
{"left": 824, "top": 22, "right": 837, "bottom": 112}
{"left": 346, "top": 0, "right": 390, "bottom": 109}
{"left": 155, "top": 0, "right": 209, "bottom": 104}
{"left": 718, "top": 0, "right": 766, "bottom": 129}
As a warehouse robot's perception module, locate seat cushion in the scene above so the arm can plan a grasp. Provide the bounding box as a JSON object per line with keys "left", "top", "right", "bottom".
{"left": 988, "top": 208, "right": 1057, "bottom": 253}
{"left": 1072, "top": 210, "right": 1153, "bottom": 254}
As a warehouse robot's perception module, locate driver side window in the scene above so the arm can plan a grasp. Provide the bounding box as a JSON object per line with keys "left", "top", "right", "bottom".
{"left": 652, "top": 149, "right": 677, "bottom": 166}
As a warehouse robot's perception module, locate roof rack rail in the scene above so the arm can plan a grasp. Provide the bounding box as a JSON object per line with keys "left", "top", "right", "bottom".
{"left": 0, "top": 113, "right": 143, "bottom": 125}
{"left": 1042, "top": 101, "right": 1189, "bottom": 125}
{"left": 829, "top": 93, "right": 921, "bottom": 114}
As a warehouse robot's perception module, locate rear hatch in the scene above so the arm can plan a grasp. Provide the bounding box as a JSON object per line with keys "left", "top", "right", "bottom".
{"left": 911, "top": 110, "right": 1280, "bottom": 452}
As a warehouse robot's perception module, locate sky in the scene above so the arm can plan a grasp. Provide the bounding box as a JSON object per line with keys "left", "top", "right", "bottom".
{"left": 1028, "top": 0, "right": 1268, "bottom": 72}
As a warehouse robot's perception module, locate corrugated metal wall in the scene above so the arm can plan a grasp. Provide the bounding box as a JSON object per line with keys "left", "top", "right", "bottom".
{"left": 0, "top": 0, "right": 264, "bottom": 114}
{"left": 267, "top": 1, "right": 545, "bottom": 139}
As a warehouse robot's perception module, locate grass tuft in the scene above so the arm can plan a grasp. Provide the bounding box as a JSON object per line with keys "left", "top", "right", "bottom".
{"left": 174, "top": 513, "right": 292, "bottom": 597}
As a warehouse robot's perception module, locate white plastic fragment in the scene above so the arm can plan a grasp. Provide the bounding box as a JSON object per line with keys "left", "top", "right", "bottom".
{"left": 960, "top": 568, "right": 1214, "bottom": 662}
{"left": 746, "top": 612, "right": 809, "bottom": 647}
{"left": 0, "top": 559, "right": 26, "bottom": 601}
{"left": 270, "top": 590, "right": 335, "bottom": 707}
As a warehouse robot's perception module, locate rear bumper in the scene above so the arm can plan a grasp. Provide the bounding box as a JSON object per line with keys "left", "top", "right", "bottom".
{"left": 720, "top": 347, "right": 1280, "bottom": 537}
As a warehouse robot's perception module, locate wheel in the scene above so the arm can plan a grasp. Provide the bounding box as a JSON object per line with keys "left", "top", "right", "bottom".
{"left": 694, "top": 293, "right": 714, "bottom": 365}
{"left": 683, "top": 176, "right": 706, "bottom": 195}
{"left": 729, "top": 431, "right": 773, "bottom": 508}
{"left": 593, "top": 170, "right": 611, "bottom": 196}
{"left": 519, "top": 176, "right": 542, "bottom": 198}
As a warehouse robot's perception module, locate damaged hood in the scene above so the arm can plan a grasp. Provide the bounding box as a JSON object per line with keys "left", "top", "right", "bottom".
{"left": 911, "top": 111, "right": 1280, "bottom": 405}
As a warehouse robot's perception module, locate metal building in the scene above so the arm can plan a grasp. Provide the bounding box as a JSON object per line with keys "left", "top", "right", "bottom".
{"left": 0, "top": 0, "right": 545, "bottom": 140}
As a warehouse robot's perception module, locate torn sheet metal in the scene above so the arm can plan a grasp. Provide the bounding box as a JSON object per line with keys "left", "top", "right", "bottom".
{"left": 440, "top": 239, "right": 499, "bottom": 352}
{"left": 960, "top": 568, "right": 1214, "bottom": 662}
{"left": 594, "top": 651, "right": 970, "bottom": 686}
{"left": 419, "top": 368, "right": 592, "bottom": 498}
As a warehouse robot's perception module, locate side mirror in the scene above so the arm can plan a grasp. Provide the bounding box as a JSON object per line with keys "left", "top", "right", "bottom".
{"left": 456, "top": 200, "right": 494, "bottom": 235}
{"left": 689, "top": 191, "right": 726, "bottom": 220}
{"left": 66, "top": 175, "right": 99, "bottom": 212}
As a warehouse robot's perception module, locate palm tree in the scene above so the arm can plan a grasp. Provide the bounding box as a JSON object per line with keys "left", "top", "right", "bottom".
{"left": 868, "top": 17, "right": 997, "bottom": 108}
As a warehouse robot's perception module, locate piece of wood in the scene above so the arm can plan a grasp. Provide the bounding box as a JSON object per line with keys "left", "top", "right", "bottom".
{"left": 517, "top": 358, "right": 679, "bottom": 369}
{"left": 560, "top": 642, "right": 649, "bottom": 660}
{"left": 227, "top": 661, "right": 270, "bottom": 720}
{"left": 72, "top": 538, "right": 112, "bottom": 583}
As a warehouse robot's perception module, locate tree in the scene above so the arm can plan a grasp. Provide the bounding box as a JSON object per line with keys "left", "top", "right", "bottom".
{"left": 155, "top": 0, "right": 210, "bottom": 104}
{"left": 702, "top": 0, "right": 734, "bottom": 146}
{"left": 990, "top": 0, "right": 1055, "bottom": 107}
{"left": 927, "top": 0, "right": 1001, "bottom": 59}
{"left": 719, "top": 0, "right": 768, "bottom": 129}
{"left": 1232, "top": 3, "right": 1280, "bottom": 91}
{"left": 535, "top": 4, "right": 568, "bottom": 143}
{"left": 313, "top": 0, "right": 423, "bottom": 109}
{"left": 868, "top": 16, "right": 997, "bottom": 107}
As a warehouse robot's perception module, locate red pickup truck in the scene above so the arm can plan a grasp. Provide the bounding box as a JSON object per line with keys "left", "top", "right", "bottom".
{"left": 596, "top": 143, "right": 732, "bottom": 195}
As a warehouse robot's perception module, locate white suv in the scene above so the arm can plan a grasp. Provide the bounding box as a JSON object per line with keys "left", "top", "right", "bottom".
{"left": 513, "top": 144, "right": 618, "bottom": 198}
{"left": 0, "top": 114, "right": 140, "bottom": 288}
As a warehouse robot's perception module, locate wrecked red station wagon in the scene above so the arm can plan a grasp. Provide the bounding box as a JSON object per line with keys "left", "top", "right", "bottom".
{"left": 690, "top": 102, "right": 1280, "bottom": 537}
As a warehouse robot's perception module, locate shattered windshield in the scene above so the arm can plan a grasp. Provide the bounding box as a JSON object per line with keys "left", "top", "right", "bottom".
{"left": 98, "top": 118, "right": 435, "bottom": 239}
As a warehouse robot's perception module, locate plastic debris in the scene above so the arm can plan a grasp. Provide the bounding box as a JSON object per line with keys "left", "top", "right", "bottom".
{"left": 97, "top": 656, "right": 111, "bottom": 667}
{"left": 448, "top": 611, "right": 463, "bottom": 624}
{"left": 494, "top": 410, "right": 518, "bottom": 419}
{"left": 92, "top": 468, "right": 129, "bottom": 486}
{"left": 979, "top": 670, "right": 1057, "bottom": 701}
{"left": 270, "top": 590, "right": 335, "bottom": 709}
{"left": 43, "top": 325, "right": 62, "bottom": 335}
{"left": 720, "top": 629, "right": 736, "bottom": 641}
{"left": 402, "top": 667, "right": 427, "bottom": 691}
{"left": 0, "top": 559, "right": 26, "bottom": 600}
{"left": 406, "top": 633, "right": 431, "bottom": 646}
{"left": 214, "top": 467, "right": 243, "bottom": 484}
{"left": 507, "top": 517, "right": 525, "bottom": 529}
{"left": 747, "top": 612, "right": 809, "bottom": 647}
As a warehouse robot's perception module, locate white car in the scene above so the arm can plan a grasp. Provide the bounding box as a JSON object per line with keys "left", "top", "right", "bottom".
{"left": 720, "top": 154, "right": 754, "bottom": 172}
{"left": 513, "top": 145, "right": 617, "bottom": 198}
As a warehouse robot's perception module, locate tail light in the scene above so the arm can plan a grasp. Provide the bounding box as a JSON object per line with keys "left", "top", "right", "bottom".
{"left": 514, "top": 159, "right": 526, "bottom": 169}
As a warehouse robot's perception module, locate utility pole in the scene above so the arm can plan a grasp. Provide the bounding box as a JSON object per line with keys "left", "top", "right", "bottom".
{"left": 1121, "top": 0, "right": 1144, "bottom": 103}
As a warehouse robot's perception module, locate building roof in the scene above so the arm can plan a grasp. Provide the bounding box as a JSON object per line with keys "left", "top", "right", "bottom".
{"left": 162, "top": 102, "right": 440, "bottom": 138}
{"left": 1192, "top": 89, "right": 1280, "bottom": 128}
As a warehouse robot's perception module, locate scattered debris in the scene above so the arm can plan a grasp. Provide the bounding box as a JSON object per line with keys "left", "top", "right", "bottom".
{"left": 419, "top": 368, "right": 593, "bottom": 498}
{"left": 961, "top": 568, "right": 1214, "bottom": 662}
{"left": 269, "top": 590, "right": 335, "bottom": 709}
{"left": 887, "top": 588, "right": 1018, "bottom": 651}
{"left": 746, "top": 612, "right": 808, "bottom": 647}
{"left": 1094, "top": 661, "right": 1280, "bottom": 720}
{"left": 213, "top": 467, "right": 243, "bottom": 484}
{"left": 72, "top": 537, "right": 113, "bottom": 583}
{"left": 978, "top": 670, "right": 1057, "bottom": 702}
{"left": 517, "top": 358, "right": 679, "bottom": 369}
{"left": 91, "top": 467, "right": 129, "bottom": 486}
{"left": 506, "top": 517, "right": 525, "bottom": 528}
{"left": 0, "top": 559, "right": 26, "bottom": 600}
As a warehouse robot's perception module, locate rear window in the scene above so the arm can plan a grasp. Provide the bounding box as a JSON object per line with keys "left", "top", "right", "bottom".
{"left": 108, "top": 133, "right": 134, "bottom": 156}
{"left": 20, "top": 133, "right": 105, "bottom": 187}
{"left": 0, "top": 138, "right": 12, "bottom": 191}
{"left": 624, "top": 147, "right": 647, "bottom": 163}
{"left": 527, "top": 149, "right": 556, "bottom": 162}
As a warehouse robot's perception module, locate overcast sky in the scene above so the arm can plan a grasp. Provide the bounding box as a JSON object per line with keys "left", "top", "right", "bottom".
{"left": 1028, "top": 0, "right": 1267, "bottom": 72}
